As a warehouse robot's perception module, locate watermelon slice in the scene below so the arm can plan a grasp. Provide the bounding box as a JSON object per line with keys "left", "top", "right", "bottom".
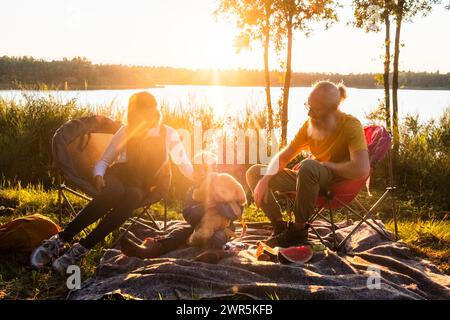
{"left": 278, "top": 245, "right": 314, "bottom": 264}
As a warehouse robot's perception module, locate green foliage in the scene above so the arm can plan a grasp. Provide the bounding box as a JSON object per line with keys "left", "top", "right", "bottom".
{"left": 366, "top": 105, "right": 450, "bottom": 213}
{"left": 394, "top": 108, "right": 450, "bottom": 212}
{"left": 0, "top": 56, "right": 157, "bottom": 89}
{"left": 353, "top": 0, "right": 393, "bottom": 33}
{"left": 0, "top": 94, "right": 92, "bottom": 186}
{"left": 394, "top": 0, "right": 442, "bottom": 22}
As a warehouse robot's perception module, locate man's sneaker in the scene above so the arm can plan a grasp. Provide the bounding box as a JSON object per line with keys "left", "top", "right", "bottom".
{"left": 263, "top": 223, "right": 309, "bottom": 248}
{"left": 269, "top": 220, "right": 288, "bottom": 237}
{"left": 30, "top": 234, "right": 65, "bottom": 268}
{"left": 52, "top": 243, "right": 89, "bottom": 274}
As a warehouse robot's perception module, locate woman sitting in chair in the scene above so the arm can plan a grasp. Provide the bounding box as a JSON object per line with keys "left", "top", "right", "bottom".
{"left": 31, "top": 92, "right": 193, "bottom": 273}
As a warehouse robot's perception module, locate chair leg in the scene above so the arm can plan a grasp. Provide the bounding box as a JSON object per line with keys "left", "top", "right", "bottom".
{"left": 56, "top": 181, "right": 92, "bottom": 226}
{"left": 58, "top": 184, "right": 63, "bottom": 225}
{"left": 345, "top": 208, "right": 350, "bottom": 225}
{"left": 328, "top": 208, "right": 338, "bottom": 250}
{"left": 387, "top": 149, "right": 399, "bottom": 240}
{"left": 309, "top": 225, "right": 329, "bottom": 248}
{"left": 307, "top": 207, "right": 325, "bottom": 225}
{"left": 287, "top": 198, "right": 294, "bottom": 223}
{"left": 353, "top": 198, "right": 393, "bottom": 240}
{"left": 113, "top": 195, "right": 171, "bottom": 249}
{"left": 60, "top": 190, "right": 77, "bottom": 218}
{"left": 112, "top": 219, "right": 137, "bottom": 248}
{"left": 307, "top": 206, "right": 339, "bottom": 251}
{"left": 141, "top": 206, "right": 161, "bottom": 231}
{"left": 336, "top": 202, "right": 392, "bottom": 251}
{"left": 163, "top": 197, "right": 167, "bottom": 231}
{"left": 389, "top": 187, "right": 399, "bottom": 241}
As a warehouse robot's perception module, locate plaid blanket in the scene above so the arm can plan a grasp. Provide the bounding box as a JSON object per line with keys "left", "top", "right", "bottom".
{"left": 68, "top": 220, "right": 450, "bottom": 300}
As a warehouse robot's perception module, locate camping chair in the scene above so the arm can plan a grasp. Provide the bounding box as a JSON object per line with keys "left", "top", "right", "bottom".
{"left": 272, "top": 125, "right": 398, "bottom": 251}
{"left": 51, "top": 115, "right": 170, "bottom": 246}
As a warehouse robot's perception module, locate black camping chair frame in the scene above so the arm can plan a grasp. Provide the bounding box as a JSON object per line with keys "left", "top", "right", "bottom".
{"left": 273, "top": 151, "right": 399, "bottom": 251}
{"left": 56, "top": 171, "right": 168, "bottom": 248}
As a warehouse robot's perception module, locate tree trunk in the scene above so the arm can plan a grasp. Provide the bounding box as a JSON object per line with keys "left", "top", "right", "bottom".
{"left": 392, "top": 4, "right": 403, "bottom": 154}
{"left": 383, "top": 11, "right": 391, "bottom": 132}
{"left": 264, "top": 18, "right": 273, "bottom": 133}
{"left": 281, "top": 17, "right": 293, "bottom": 147}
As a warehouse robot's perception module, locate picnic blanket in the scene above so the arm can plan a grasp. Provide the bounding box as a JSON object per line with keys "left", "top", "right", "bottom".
{"left": 68, "top": 220, "right": 450, "bottom": 300}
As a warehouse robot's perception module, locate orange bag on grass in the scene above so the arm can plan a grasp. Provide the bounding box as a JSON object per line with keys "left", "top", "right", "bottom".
{"left": 0, "top": 214, "right": 60, "bottom": 253}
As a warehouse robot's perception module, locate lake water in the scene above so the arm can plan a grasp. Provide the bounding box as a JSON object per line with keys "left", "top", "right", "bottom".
{"left": 1, "top": 85, "right": 449, "bottom": 140}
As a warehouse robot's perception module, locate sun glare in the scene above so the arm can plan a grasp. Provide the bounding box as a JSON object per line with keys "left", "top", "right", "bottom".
{"left": 189, "top": 20, "right": 247, "bottom": 70}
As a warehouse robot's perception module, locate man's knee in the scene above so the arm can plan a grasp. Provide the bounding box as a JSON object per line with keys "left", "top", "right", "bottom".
{"left": 245, "top": 164, "right": 266, "bottom": 190}
{"left": 296, "top": 159, "right": 321, "bottom": 180}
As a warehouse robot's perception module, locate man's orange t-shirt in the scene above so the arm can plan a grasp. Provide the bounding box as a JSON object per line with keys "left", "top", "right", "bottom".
{"left": 289, "top": 113, "right": 368, "bottom": 163}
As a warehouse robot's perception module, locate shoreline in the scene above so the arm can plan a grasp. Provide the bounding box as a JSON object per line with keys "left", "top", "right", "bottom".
{"left": 0, "top": 84, "right": 449, "bottom": 91}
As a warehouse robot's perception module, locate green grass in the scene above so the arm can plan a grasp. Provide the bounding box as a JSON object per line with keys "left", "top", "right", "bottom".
{"left": 385, "top": 219, "right": 450, "bottom": 275}
{"left": 0, "top": 184, "right": 448, "bottom": 300}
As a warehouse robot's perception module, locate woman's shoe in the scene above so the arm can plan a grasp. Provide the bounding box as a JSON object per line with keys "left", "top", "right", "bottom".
{"left": 52, "top": 243, "right": 89, "bottom": 274}
{"left": 30, "top": 234, "right": 65, "bottom": 268}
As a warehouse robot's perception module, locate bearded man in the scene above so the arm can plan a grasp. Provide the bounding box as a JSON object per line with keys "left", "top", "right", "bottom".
{"left": 246, "top": 81, "right": 370, "bottom": 247}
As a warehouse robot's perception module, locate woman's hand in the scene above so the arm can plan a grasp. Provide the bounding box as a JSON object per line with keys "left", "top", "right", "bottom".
{"left": 94, "top": 175, "right": 105, "bottom": 192}
{"left": 253, "top": 177, "right": 270, "bottom": 209}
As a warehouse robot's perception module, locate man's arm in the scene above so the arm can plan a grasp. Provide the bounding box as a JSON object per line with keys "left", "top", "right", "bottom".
{"left": 252, "top": 121, "right": 307, "bottom": 208}
{"left": 252, "top": 144, "right": 301, "bottom": 207}
{"left": 322, "top": 149, "right": 370, "bottom": 180}
{"left": 261, "top": 144, "right": 300, "bottom": 181}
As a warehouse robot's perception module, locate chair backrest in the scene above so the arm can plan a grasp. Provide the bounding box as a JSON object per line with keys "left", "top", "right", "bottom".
{"left": 365, "top": 125, "right": 392, "bottom": 168}
{"left": 52, "top": 116, "right": 173, "bottom": 203}
{"left": 316, "top": 125, "right": 391, "bottom": 208}
{"left": 52, "top": 115, "right": 123, "bottom": 197}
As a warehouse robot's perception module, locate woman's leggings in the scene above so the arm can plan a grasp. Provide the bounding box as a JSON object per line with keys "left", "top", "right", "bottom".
{"left": 58, "top": 170, "right": 145, "bottom": 250}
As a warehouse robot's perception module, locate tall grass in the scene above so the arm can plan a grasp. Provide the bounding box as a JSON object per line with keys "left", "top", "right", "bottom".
{"left": 395, "top": 110, "right": 450, "bottom": 214}
{"left": 0, "top": 94, "right": 92, "bottom": 186}
{"left": 366, "top": 103, "right": 450, "bottom": 214}
{"left": 0, "top": 92, "right": 269, "bottom": 192}
{"left": 0, "top": 92, "right": 449, "bottom": 214}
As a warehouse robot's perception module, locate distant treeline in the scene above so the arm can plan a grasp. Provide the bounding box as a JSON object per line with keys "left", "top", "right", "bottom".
{"left": 1, "top": 56, "right": 449, "bottom": 90}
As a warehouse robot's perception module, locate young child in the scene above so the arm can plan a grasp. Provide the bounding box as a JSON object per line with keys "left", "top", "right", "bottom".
{"left": 120, "top": 151, "right": 244, "bottom": 263}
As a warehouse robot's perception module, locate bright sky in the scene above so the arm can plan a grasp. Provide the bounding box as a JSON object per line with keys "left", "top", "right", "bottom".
{"left": 1, "top": 0, "right": 449, "bottom": 73}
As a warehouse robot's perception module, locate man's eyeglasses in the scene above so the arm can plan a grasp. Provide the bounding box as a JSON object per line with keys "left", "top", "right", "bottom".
{"left": 305, "top": 101, "right": 329, "bottom": 118}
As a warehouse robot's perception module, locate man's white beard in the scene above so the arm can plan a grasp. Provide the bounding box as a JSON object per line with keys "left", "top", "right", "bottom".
{"left": 307, "top": 114, "right": 338, "bottom": 141}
